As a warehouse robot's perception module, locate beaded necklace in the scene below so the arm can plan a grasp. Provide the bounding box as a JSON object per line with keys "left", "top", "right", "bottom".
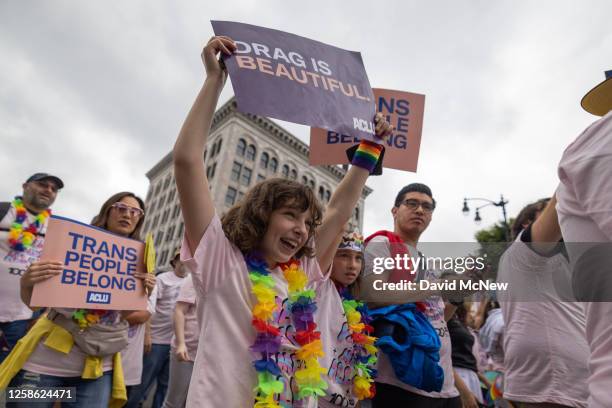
{"left": 246, "top": 253, "right": 327, "bottom": 407}
{"left": 8, "top": 197, "right": 51, "bottom": 251}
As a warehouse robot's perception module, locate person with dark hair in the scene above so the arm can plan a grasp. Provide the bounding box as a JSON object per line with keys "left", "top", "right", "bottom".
{"left": 0, "top": 191, "right": 156, "bottom": 408}
{"left": 556, "top": 70, "right": 612, "bottom": 408}
{"left": 172, "top": 36, "right": 392, "bottom": 407}
{"left": 361, "top": 183, "right": 466, "bottom": 407}
{"left": 0, "top": 173, "right": 63, "bottom": 363}
{"left": 497, "top": 196, "right": 589, "bottom": 407}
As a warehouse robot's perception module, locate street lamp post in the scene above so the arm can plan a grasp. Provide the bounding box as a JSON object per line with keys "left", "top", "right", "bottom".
{"left": 462, "top": 195, "right": 510, "bottom": 240}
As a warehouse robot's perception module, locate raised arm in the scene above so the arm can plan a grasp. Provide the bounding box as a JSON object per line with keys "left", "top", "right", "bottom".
{"left": 173, "top": 36, "right": 236, "bottom": 253}
{"left": 315, "top": 114, "right": 392, "bottom": 271}
{"left": 529, "top": 194, "right": 562, "bottom": 255}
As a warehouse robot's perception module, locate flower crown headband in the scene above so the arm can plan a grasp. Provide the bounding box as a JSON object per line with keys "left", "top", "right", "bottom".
{"left": 338, "top": 231, "right": 364, "bottom": 253}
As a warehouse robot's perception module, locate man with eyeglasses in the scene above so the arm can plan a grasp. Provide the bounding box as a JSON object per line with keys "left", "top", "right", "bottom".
{"left": 0, "top": 172, "right": 64, "bottom": 363}
{"left": 362, "top": 183, "right": 470, "bottom": 408}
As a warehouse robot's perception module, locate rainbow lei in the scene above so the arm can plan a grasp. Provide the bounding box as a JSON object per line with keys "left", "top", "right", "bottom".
{"left": 339, "top": 287, "right": 378, "bottom": 400}
{"left": 246, "top": 253, "right": 327, "bottom": 408}
{"left": 8, "top": 197, "right": 51, "bottom": 251}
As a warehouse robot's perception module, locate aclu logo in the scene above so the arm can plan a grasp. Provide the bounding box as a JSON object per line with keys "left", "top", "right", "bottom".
{"left": 86, "top": 291, "right": 111, "bottom": 305}
{"left": 353, "top": 117, "right": 375, "bottom": 134}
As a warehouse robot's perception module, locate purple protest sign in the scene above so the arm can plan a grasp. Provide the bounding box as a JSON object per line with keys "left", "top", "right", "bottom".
{"left": 211, "top": 21, "right": 376, "bottom": 141}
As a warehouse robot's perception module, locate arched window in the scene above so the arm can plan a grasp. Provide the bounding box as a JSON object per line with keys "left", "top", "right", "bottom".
{"left": 290, "top": 169, "right": 297, "bottom": 180}
{"left": 236, "top": 139, "right": 246, "bottom": 157}
{"left": 355, "top": 207, "right": 360, "bottom": 221}
{"left": 308, "top": 180, "right": 315, "bottom": 190}
{"left": 301, "top": 176, "right": 308, "bottom": 185}
{"left": 270, "top": 158, "right": 278, "bottom": 173}
{"left": 282, "top": 164, "right": 289, "bottom": 177}
{"left": 318, "top": 186, "right": 325, "bottom": 201}
{"left": 246, "top": 144, "right": 256, "bottom": 161}
{"left": 325, "top": 190, "right": 331, "bottom": 202}
{"left": 260, "top": 152, "right": 269, "bottom": 169}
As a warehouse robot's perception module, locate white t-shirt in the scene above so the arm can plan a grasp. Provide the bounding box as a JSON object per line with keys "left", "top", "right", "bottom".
{"left": 556, "top": 110, "right": 612, "bottom": 408}
{"left": 121, "top": 288, "right": 157, "bottom": 386}
{"left": 150, "top": 271, "right": 185, "bottom": 345}
{"left": 182, "top": 215, "right": 326, "bottom": 408}
{"left": 170, "top": 274, "right": 200, "bottom": 361}
{"left": 497, "top": 232, "right": 589, "bottom": 407}
{"left": 363, "top": 235, "right": 459, "bottom": 398}
{"left": 0, "top": 203, "right": 48, "bottom": 322}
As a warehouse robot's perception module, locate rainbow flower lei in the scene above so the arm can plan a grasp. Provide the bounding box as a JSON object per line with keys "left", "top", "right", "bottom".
{"left": 246, "top": 253, "right": 327, "bottom": 408}
{"left": 338, "top": 287, "right": 378, "bottom": 400}
{"left": 8, "top": 197, "right": 51, "bottom": 251}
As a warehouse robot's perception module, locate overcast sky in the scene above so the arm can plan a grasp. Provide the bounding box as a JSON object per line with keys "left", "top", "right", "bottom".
{"left": 1, "top": 1, "right": 610, "bottom": 242}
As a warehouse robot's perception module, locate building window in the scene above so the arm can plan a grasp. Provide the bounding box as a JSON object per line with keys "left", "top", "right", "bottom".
{"left": 210, "top": 162, "right": 217, "bottom": 179}
{"left": 246, "top": 144, "right": 256, "bottom": 161}
{"left": 161, "top": 209, "right": 170, "bottom": 225}
{"left": 155, "top": 229, "right": 164, "bottom": 246}
{"left": 231, "top": 162, "right": 242, "bottom": 182}
{"left": 260, "top": 152, "right": 269, "bottom": 169}
{"left": 257, "top": 174, "right": 265, "bottom": 183}
{"left": 282, "top": 164, "right": 289, "bottom": 177}
{"left": 269, "top": 157, "right": 278, "bottom": 173}
{"left": 290, "top": 169, "right": 297, "bottom": 180}
{"left": 203, "top": 149, "right": 207, "bottom": 161}
{"left": 236, "top": 138, "right": 247, "bottom": 157}
{"left": 215, "top": 139, "right": 223, "bottom": 156}
{"left": 168, "top": 189, "right": 176, "bottom": 203}
{"left": 146, "top": 188, "right": 152, "bottom": 201}
{"left": 308, "top": 180, "right": 315, "bottom": 190}
{"left": 355, "top": 207, "right": 360, "bottom": 221}
{"left": 164, "top": 175, "right": 171, "bottom": 190}
{"left": 225, "top": 187, "right": 237, "bottom": 206}
{"left": 325, "top": 190, "right": 331, "bottom": 202}
{"left": 238, "top": 191, "right": 245, "bottom": 202}
{"left": 318, "top": 186, "right": 325, "bottom": 201}
{"left": 158, "top": 249, "right": 169, "bottom": 266}
{"left": 241, "top": 167, "right": 252, "bottom": 186}
{"left": 143, "top": 220, "right": 150, "bottom": 234}
{"left": 155, "top": 182, "right": 162, "bottom": 196}
{"left": 172, "top": 203, "right": 181, "bottom": 218}
{"left": 177, "top": 222, "right": 184, "bottom": 239}
{"left": 166, "top": 226, "right": 175, "bottom": 242}
{"left": 152, "top": 215, "right": 160, "bottom": 229}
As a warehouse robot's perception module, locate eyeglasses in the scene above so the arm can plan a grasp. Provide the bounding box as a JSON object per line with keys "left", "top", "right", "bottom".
{"left": 111, "top": 202, "right": 144, "bottom": 218}
{"left": 401, "top": 199, "right": 435, "bottom": 213}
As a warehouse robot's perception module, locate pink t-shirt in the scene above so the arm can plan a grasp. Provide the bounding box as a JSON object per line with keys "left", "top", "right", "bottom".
{"left": 121, "top": 289, "right": 158, "bottom": 386}
{"left": 0, "top": 204, "right": 47, "bottom": 322}
{"left": 497, "top": 234, "right": 589, "bottom": 407}
{"left": 557, "top": 110, "right": 612, "bottom": 408}
{"left": 181, "top": 215, "right": 326, "bottom": 408}
{"left": 363, "top": 235, "right": 459, "bottom": 399}
{"left": 23, "top": 308, "right": 120, "bottom": 376}
{"left": 315, "top": 279, "right": 361, "bottom": 408}
{"left": 150, "top": 271, "right": 185, "bottom": 345}
{"left": 170, "top": 274, "right": 200, "bottom": 361}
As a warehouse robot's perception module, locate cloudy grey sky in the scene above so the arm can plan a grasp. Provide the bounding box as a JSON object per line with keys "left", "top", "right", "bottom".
{"left": 1, "top": 1, "right": 610, "bottom": 241}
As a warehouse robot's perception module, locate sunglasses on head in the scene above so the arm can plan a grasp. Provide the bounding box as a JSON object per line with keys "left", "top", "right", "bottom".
{"left": 111, "top": 202, "right": 144, "bottom": 218}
